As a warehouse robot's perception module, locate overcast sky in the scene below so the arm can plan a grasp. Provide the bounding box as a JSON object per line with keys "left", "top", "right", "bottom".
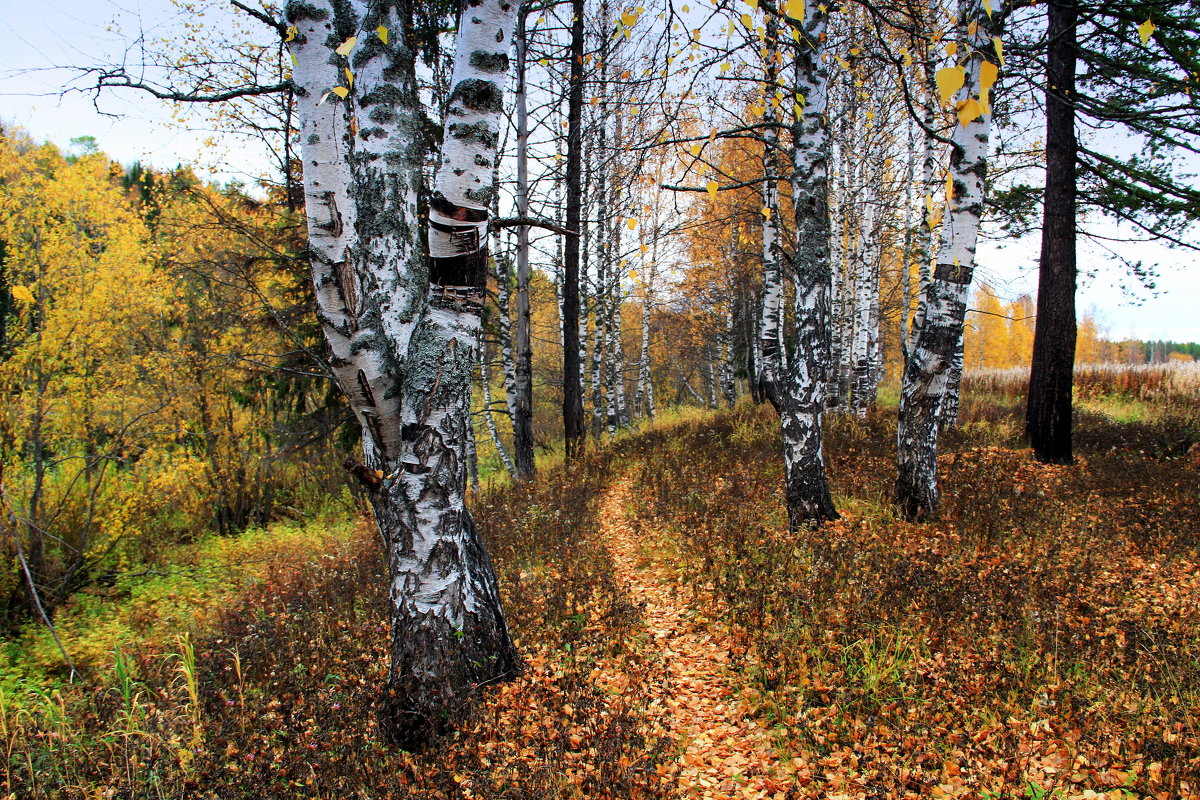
{"left": 2, "top": 0, "right": 1197, "bottom": 343}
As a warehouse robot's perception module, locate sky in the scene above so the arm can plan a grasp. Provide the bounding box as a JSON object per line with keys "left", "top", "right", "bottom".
{"left": 1, "top": 0, "right": 1197, "bottom": 343}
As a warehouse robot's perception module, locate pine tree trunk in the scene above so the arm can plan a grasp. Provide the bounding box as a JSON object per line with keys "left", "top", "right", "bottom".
{"left": 895, "top": 0, "right": 998, "bottom": 520}
{"left": 778, "top": 6, "right": 838, "bottom": 530}
{"left": 1026, "top": 0, "right": 1077, "bottom": 464}
{"left": 512, "top": 13, "right": 536, "bottom": 480}
{"left": 288, "top": 0, "right": 519, "bottom": 747}
{"left": 561, "top": 0, "right": 586, "bottom": 458}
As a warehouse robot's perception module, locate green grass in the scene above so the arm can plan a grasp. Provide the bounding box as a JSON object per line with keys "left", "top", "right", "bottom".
{"left": 0, "top": 511, "right": 361, "bottom": 700}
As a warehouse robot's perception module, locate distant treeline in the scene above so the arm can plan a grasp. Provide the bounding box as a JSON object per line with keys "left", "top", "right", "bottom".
{"left": 1113, "top": 340, "right": 1199, "bottom": 364}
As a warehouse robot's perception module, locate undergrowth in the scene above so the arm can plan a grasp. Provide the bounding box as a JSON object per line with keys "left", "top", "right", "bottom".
{"left": 4, "top": 448, "right": 668, "bottom": 799}
{"left": 5, "top": 377, "right": 1199, "bottom": 799}
{"left": 626, "top": 396, "right": 1200, "bottom": 798}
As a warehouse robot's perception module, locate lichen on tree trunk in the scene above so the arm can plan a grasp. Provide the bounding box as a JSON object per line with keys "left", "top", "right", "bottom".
{"left": 286, "top": 0, "right": 520, "bottom": 748}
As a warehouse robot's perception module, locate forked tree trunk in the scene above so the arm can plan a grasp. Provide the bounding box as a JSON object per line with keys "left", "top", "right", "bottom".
{"left": 895, "top": 0, "right": 999, "bottom": 520}
{"left": 778, "top": 4, "right": 839, "bottom": 530}
{"left": 287, "top": 0, "right": 519, "bottom": 747}
{"left": 1026, "top": 0, "right": 1077, "bottom": 464}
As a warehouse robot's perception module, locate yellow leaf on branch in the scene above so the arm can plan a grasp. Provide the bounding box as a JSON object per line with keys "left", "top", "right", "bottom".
{"left": 1138, "top": 18, "right": 1155, "bottom": 45}
{"left": 706, "top": 180, "right": 719, "bottom": 201}
{"left": 11, "top": 285, "right": 34, "bottom": 304}
{"left": 979, "top": 60, "right": 999, "bottom": 92}
{"left": 335, "top": 36, "right": 357, "bottom": 56}
{"left": 785, "top": 0, "right": 805, "bottom": 21}
{"left": 956, "top": 97, "right": 984, "bottom": 126}
{"left": 935, "top": 66, "right": 966, "bottom": 104}
{"left": 377, "top": 25, "right": 389, "bottom": 44}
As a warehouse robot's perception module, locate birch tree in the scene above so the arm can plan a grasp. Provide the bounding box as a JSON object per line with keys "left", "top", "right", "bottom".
{"left": 286, "top": 0, "right": 519, "bottom": 745}
{"left": 777, "top": 0, "right": 840, "bottom": 529}
{"left": 895, "top": 0, "right": 1001, "bottom": 520}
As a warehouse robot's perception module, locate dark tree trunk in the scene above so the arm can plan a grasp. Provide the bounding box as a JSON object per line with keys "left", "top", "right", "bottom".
{"left": 1026, "top": 0, "right": 1077, "bottom": 465}
{"left": 561, "top": 0, "right": 586, "bottom": 458}
{"left": 513, "top": 13, "right": 536, "bottom": 480}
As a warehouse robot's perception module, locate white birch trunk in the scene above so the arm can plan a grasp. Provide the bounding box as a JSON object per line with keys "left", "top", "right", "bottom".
{"left": 757, "top": 14, "right": 786, "bottom": 408}
{"left": 287, "top": 0, "right": 520, "bottom": 746}
{"left": 896, "top": 0, "right": 999, "bottom": 519}
{"left": 777, "top": 4, "right": 839, "bottom": 528}
{"left": 480, "top": 346, "right": 518, "bottom": 480}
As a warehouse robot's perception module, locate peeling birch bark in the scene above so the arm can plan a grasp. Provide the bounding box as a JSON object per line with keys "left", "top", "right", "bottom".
{"left": 895, "top": 0, "right": 999, "bottom": 520}
{"left": 287, "top": 0, "right": 519, "bottom": 747}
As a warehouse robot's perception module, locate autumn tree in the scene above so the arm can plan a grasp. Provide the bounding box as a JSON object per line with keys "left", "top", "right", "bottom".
{"left": 895, "top": 0, "right": 1002, "bottom": 520}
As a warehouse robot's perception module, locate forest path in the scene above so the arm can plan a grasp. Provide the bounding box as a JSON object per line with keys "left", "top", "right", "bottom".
{"left": 598, "top": 473, "right": 796, "bottom": 800}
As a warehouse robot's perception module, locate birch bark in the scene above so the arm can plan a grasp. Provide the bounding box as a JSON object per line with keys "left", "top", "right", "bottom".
{"left": 895, "top": 0, "right": 999, "bottom": 520}
{"left": 757, "top": 14, "right": 786, "bottom": 409}
{"left": 286, "top": 0, "right": 519, "bottom": 746}
{"left": 776, "top": 4, "right": 838, "bottom": 529}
